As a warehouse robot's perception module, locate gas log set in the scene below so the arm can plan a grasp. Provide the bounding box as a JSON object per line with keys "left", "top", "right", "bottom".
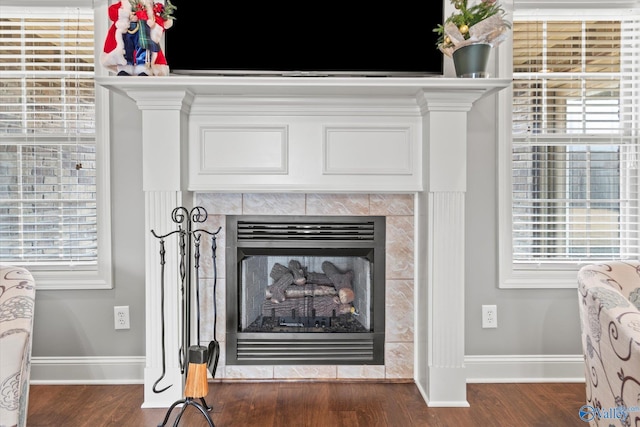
{"left": 245, "top": 259, "right": 367, "bottom": 333}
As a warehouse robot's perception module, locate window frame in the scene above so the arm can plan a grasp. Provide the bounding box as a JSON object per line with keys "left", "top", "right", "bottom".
{"left": 0, "top": 2, "right": 112, "bottom": 290}
{"left": 497, "top": 4, "right": 640, "bottom": 289}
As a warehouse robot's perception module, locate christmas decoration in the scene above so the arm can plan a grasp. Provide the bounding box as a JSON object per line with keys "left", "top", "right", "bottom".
{"left": 101, "top": 0, "right": 176, "bottom": 76}
{"left": 433, "top": 0, "right": 510, "bottom": 58}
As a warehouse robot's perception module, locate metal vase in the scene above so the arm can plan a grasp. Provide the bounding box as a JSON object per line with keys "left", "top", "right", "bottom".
{"left": 452, "top": 43, "right": 492, "bottom": 78}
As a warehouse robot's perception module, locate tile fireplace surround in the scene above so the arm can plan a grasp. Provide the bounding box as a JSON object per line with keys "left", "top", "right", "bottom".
{"left": 196, "top": 193, "right": 413, "bottom": 374}
{"left": 98, "top": 76, "right": 510, "bottom": 409}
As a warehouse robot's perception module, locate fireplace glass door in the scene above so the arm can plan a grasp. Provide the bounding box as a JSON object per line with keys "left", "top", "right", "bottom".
{"left": 240, "top": 255, "right": 372, "bottom": 333}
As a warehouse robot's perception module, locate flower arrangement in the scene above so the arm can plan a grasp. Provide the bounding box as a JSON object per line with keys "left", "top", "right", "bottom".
{"left": 433, "top": 0, "right": 510, "bottom": 57}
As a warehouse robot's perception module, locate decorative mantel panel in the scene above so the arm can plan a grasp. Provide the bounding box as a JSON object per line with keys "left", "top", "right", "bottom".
{"left": 97, "top": 76, "right": 510, "bottom": 408}
{"left": 186, "top": 95, "right": 422, "bottom": 192}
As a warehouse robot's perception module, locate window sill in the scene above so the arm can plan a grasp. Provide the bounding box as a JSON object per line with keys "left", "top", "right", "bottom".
{"left": 28, "top": 267, "right": 113, "bottom": 290}
{"left": 499, "top": 266, "right": 580, "bottom": 289}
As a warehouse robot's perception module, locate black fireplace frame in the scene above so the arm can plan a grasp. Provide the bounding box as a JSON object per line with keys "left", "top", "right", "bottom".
{"left": 225, "top": 215, "right": 385, "bottom": 365}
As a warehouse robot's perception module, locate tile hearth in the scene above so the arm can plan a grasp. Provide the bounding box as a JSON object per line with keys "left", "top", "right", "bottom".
{"left": 196, "top": 193, "right": 415, "bottom": 380}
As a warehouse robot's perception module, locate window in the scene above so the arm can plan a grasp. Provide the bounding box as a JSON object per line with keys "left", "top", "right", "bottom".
{"left": 0, "top": 5, "right": 112, "bottom": 289}
{"left": 499, "top": 6, "right": 640, "bottom": 288}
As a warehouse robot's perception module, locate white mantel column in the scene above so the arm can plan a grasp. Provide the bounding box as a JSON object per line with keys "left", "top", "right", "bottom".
{"left": 124, "top": 90, "right": 194, "bottom": 408}
{"left": 414, "top": 91, "right": 484, "bottom": 407}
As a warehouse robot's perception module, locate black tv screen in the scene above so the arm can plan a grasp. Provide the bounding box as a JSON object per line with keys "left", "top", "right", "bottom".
{"left": 164, "top": 3, "right": 444, "bottom": 76}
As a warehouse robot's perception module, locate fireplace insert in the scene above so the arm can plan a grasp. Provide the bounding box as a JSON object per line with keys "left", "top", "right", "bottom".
{"left": 226, "top": 215, "right": 385, "bottom": 365}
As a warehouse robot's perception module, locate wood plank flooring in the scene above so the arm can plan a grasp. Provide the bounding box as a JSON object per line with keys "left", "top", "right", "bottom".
{"left": 26, "top": 381, "right": 587, "bottom": 427}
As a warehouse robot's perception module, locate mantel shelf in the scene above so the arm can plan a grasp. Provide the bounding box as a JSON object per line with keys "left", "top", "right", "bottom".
{"left": 96, "top": 75, "right": 511, "bottom": 100}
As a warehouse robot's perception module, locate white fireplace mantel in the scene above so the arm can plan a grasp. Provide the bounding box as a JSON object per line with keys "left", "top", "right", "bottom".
{"left": 97, "top": 76, "right": 510, "bottom": 408}
{"left": 97, "top": 75, "right": 509, "bottom": 98}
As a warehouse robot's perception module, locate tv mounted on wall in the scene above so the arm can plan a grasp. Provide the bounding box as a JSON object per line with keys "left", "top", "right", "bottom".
{"left": 165, "top": 3, "right": 444, "bottom": 77}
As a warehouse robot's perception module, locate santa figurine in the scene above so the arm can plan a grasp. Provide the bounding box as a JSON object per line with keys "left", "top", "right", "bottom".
{"left": 100, "top": 0, "right": 174, "bottom": 76}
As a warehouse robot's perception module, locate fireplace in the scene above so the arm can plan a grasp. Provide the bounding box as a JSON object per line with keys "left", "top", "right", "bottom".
{"left": 96, "top": 76, "right": 511, "bottom": 406}
{"left": 225, "top": 215, "right": 386, "bottom": 365}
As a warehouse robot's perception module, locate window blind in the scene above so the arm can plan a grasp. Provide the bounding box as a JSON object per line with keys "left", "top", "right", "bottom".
{"left": 512, "top": 14, "right": 640, "bottom": 263}
{"left": 0, "top": 8, "right": 97, "bottom": 267}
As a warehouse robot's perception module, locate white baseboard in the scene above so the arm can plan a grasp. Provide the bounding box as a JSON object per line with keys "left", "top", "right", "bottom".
{"left": 465, "top": 354, "right": 585, "bottom": 383}
{"left": 30, "top": 356, "right": 145, "bottom": 384}
{"left": 29, "top": 354, "right": 585, "bottom": 385}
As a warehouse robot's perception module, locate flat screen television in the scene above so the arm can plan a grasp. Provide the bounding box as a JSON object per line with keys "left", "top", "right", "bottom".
{"left": 164, "top": 3, "right": 444, "bottom": 77}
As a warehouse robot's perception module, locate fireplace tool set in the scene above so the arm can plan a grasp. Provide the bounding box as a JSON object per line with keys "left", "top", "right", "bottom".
{"left": 151, "top": 206, "right": 221, "bottom": 427}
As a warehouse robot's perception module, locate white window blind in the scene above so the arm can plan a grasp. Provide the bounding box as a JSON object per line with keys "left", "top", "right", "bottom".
{"left": 0, "top": 7, "right": 97, "bottom": 267}
{"left": 511, "top": 13, "right": 640, "bottom": 264}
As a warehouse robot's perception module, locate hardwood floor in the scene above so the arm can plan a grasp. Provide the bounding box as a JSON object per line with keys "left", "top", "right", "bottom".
{"left": 26, "top": 381, "right": 587, "bottom": 427}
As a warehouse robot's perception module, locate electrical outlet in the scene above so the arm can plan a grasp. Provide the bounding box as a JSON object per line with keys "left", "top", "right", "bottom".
{"left": 482, "top": 304, "right": 497, "bottom": 328}
{"left": 114, "top": 306, "right": 130, "bottom": 330}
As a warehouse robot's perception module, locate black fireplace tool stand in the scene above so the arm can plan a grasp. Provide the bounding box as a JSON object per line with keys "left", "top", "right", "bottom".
{"left": 158, "top": 346, "right": 214, "bottom": 427}
{"left": 151, "top": 206, "right": 221, "bottom": 427}
{"left": 159, "top": 396, "right": 213, "bottom": 427}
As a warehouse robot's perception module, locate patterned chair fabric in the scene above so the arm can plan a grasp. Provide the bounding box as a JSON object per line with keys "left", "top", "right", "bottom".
{"left": 0, "top": 266, "right": 35, "bottom": 427}
{"left": 578, "top": 261, "right": 640, "bottom": 426}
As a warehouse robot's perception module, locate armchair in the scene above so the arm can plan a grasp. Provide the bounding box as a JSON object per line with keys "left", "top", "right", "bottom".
{"left": 0, "top": 266, "right": 36, "bottom": 427}
{"left": 577, "top": 261, "right": 640, "bottom": 426}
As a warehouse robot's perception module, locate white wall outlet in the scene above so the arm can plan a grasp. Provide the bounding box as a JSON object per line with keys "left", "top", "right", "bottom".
{"left": 114, "top": 305, "right": 130, "bottom": 330}
{"left": 482, "top": 304, "right": 497, "bottom": 329}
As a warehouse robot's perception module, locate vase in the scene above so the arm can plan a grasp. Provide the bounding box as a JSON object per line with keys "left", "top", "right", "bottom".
{"left": 452, "top": 43, "right": 492, "bottom": 78}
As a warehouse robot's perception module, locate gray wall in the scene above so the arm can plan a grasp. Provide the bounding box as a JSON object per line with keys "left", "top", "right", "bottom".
{"left": 32, "top": 94, "right": 146, "bottom": 358}
{"left": 30, "top": 88, "right": 583, "bottom": 371}
{"left": 465, "top": 95, "right": 582, "bottom": 355}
